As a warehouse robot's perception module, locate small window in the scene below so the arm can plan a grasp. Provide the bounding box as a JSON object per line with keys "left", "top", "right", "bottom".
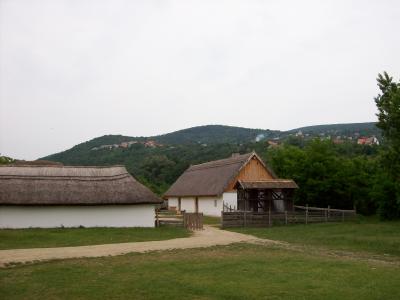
{"left": 214, "top": 199, "right": 218, "bottom": 207}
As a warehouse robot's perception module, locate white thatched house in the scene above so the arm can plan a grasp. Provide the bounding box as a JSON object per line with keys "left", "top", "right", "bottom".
{"left": 0, "top": 165, "right": 162, "bottom": 228}
{"left": 164, "top": 152, "right": 297, "bottom": 217}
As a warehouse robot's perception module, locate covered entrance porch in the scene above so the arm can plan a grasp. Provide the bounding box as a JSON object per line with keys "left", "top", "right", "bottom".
{"left": 235, "top": 180, "right": 298, "bottom": 213}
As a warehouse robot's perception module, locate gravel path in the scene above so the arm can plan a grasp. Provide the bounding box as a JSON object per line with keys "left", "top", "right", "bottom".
{"left": 0, "top": 226, "right": 261, "bottom": 267}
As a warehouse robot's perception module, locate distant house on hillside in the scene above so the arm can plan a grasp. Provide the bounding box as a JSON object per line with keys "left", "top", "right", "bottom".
{"left": 0, "top": 165, "right": 162, "bottom": 228}
{"left": 164, "top": 152, "right": 298, "bottom": 217}
{"left": 267, "top": 140, "right": 279, "bottom": 148}
{"left": 357, "top": 136, "right": 379, "bottom": 145}
{"left": 332, "top": 138, "right": 344, "bottom": 145}
{"left": 295, "top": 130, "right": 303, "bottom": 137}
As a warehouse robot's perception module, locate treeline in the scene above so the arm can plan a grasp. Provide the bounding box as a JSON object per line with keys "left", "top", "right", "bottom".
{"left": 263, "top": 140, "right": 380, "bottom": 215}
{"left": 264, "top": 71, "right": 400, "bottom": 220}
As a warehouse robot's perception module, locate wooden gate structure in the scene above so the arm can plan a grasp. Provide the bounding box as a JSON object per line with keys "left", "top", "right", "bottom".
{"left": 235, "top": 180, "right": 298, "bottom": 213}
{"left": 183, "top": 212, "right": 203, "bottom": 230}
{"left": 156, "top": 210, "right": 203, "bottom": 230}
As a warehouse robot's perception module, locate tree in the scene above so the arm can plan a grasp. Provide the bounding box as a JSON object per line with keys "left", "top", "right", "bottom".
{"left": 266, "top": 140, "right": 377, "bottom": 211}
{"left": 0, "top": 156, "right": 15, "bottom": 165}
{"left": 375, "top": 72, "right": 400, "bottom": 146}
{"left": 374, "top": 72, "right": 400, "bottom": 219}
{"left": 140, "top": 155, "right": 176, "bottom": 194}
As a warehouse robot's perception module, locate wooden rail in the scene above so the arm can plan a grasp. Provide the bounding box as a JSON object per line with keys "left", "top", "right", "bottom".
{"left": 221, "top": 205, "right": 357, "bottom": 228}
{"left": 156, "top": 210, "right": 184, "bottom": 227}
{"left": 156, "top": 210, "right": 203, "bottom": 230}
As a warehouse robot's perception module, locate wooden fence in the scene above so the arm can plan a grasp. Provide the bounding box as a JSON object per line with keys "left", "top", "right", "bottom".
{"left": 223, "top": 203, "right": 237, "bottom": 212}
{"left": 221, "top": 205, "right": 357, "bottom": 228}
{"left": 156, "top": 210, "right": 183, "bottom": 227}
{"left": 183, "top": 213, "right": 204, "bottom": 230}
{"left": 156, "top": 210, "right": 203, "bottom": 230}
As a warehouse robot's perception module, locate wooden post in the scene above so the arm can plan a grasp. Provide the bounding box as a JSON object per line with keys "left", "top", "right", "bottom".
{"left": 328, "top": 205, "right": 330, "bottom": 221}
{"left": 198, "top": 213, "right": 203, "bottom": 230}
{"left": 155, "top": 209, "right": 159, "bottom": 227}
{"left": 268, "top": 200, "right": 272, "bottom": 227}
{"left": 285, "top": 210, "right": 288, "bottom": 225}
{"left": 305, "top": 204, "right": 308, "bottom": 224}
{"left": 244, "top": 199, "right": 247, "bottom": 227}
{"left": 342, "top": 210, "right": 345, "bottom": 222}
{"left": 324, "top": 207, "right": 327, "bottom": 222}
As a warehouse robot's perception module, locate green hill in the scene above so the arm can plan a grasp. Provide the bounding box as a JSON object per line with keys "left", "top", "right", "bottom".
{"left": 153, "top": 125, "right": 277, "bottom": 144}
{"left": 42, "top": 122, "right": 380, "bottom": 194}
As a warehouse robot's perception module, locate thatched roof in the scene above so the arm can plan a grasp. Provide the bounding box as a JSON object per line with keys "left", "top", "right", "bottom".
{"left": 237, "top": 180, "right": 298, "bottom": 189}
{"left": 0, "top": 165, "right": 162, "bottom": 205}
{"left": 164, "top": 152, "right": 279, "bottom": 197}
{"left": 11, "top": 160, "right": 63, "bottom": 166}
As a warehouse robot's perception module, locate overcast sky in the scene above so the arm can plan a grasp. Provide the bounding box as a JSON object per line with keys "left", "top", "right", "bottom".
{"left": 1, "top": 0, "right": 399, "bottom": 160}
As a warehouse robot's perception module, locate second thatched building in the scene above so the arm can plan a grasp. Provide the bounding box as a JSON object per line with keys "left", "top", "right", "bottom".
{"left": 0, "top": 165, "right": 162, "bottom": 228}
{"left": 164, "top": 152, "right": 298, "bottom": 216}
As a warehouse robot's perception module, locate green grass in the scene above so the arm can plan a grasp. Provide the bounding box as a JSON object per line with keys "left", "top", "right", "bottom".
{"left": 229, "top": 218, "right": 400, "bottom": 256}
{"left": 203, "top": 215, "right": 221, "bottom": 225}
{"left": 1, "top": 243, "right": 399, "bottom": 300}
{"left": 0, "top": 226, "right": 190, "bottom": 250}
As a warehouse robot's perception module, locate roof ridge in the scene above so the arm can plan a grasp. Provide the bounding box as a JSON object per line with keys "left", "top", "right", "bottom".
{"left": 239, "top": 179, "right": 295, "bottom": 182}
{"left": 188, "top": 153, "right": 252, "bottom": 170}
{"left": 0, "top": 165, "right": 126, "bottom": 168}
{"left": 188, "top": 160, "right": 246, "bottom": 172}
{"left": 0, "top": 173, "right": 130, "bottom": 179}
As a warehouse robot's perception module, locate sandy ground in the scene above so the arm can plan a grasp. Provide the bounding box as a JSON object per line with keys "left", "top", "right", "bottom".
{"left": 0, "top": 226, "right": 262, "bottom": 267}
{"left": 1, "top": 226, "right": 398, "bottom": 268}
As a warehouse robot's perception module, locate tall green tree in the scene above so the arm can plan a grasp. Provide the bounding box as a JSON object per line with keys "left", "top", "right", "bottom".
{"left": 374, "top": 72, "right": 400, "bottom": 219}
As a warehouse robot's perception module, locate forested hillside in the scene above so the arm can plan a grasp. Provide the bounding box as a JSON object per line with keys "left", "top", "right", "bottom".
{"left": 41, "top": 122, "right": 382, "bottom": 216}
{"left": 153, "top": 125, "right": 278, "bottom": 144}
{"left": 288, "top": 122, "right": 380, "bottom": 137}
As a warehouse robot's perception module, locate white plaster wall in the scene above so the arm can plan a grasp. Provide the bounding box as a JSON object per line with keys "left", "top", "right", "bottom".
{"left": 0, "top": 205, "right": 156, "bottom": 228}
{"left": 167, "top": 194, "right": 237, "bottom": 216}
{"left": 168, "top": 197, "right": 179, "bottom": 210}
{"left": 223, "top": 192, "right": 238, "bottom": 210}
{"left": 197, "top": 196, "right": 223, "bottom": 217}
{"left": 180, "top": 197, "right": 195, "bottom": 212}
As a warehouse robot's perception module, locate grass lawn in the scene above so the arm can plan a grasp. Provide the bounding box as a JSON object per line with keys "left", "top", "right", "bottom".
{"left": 203, "top": 215, "right": 221, "bottom": 225}
{"left": 0, "top": 226, "right": 190, "bottom": 250}
{"left": 229, "top": 218, "right": 400, "bottom": 257}
{"left": 1, "top": 243, "right": 399, "bottom": 300}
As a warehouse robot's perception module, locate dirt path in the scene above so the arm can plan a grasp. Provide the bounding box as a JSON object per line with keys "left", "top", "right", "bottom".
{"left": 1, "top": 226, "right": 399, "bottom": 268}
{"left": 0, "top": 226, "right": 263, "bottom": 267}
